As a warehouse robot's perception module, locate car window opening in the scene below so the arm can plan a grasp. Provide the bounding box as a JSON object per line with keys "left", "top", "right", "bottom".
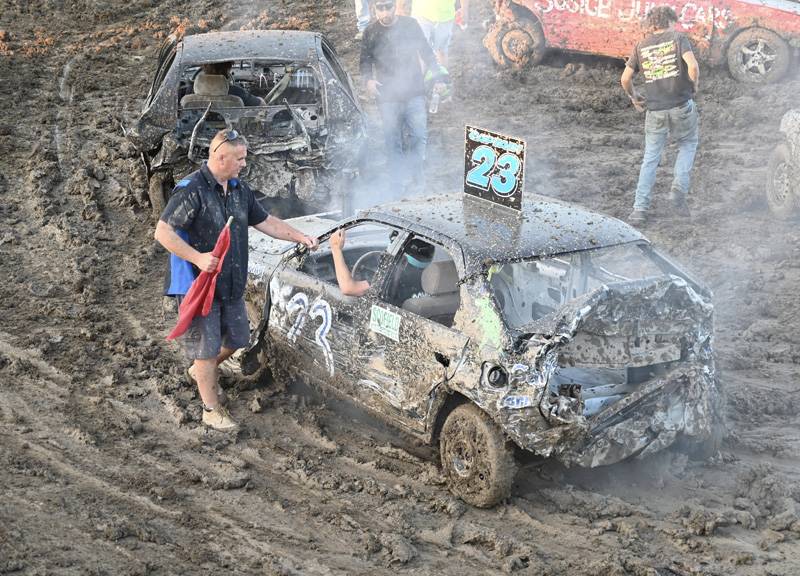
{"left": 300, "top": 223, "right": 394, "bottom": 287}
{"left": 489, "top": 242, "right": 670, "bottom": 331}
{"left": 383, "top": 237, "right": 461, "bottom": 328}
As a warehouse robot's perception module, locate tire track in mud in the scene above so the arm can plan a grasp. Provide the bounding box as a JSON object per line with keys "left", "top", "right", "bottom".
{"left": 3, "top": 1, "right": 800, "bottom": 574}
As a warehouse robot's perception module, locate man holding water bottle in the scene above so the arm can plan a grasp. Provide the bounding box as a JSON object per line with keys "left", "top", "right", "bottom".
{"left": 360, "top": 0, "right": 448, "bottom": 199}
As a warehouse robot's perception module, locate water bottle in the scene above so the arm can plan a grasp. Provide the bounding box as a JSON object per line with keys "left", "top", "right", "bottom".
{"left": 429, "top": 92, "right": 440, "bottom": 114}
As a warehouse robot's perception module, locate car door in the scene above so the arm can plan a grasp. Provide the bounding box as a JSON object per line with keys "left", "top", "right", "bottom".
{"left": 267, "top": 221, "right": 398, "bottom": 385}
{"left": 356, "top": 235, "right": 471, "bottom": 434}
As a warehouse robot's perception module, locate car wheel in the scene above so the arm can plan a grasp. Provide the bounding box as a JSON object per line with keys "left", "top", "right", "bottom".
{"left": 439, "top": 403, "right": 517, "bottom": 507}
{"left": 147, "top": 171, "right": 169, "bottom": 217}
{"left": 727, "top": 28, "right": 791, "bottom": 84}
{"left": 766, "top": 142, "right": 798, "bottom": 219}
{"left": 484, "top": 17, "right": 545, "bottom": 69}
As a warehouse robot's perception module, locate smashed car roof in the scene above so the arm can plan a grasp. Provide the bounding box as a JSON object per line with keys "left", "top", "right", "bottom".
{"left": 180, "top": 30, "right": 320, "bottom": 65}
{"left": 360, "top": 194, "right": 644, "bottom": 273}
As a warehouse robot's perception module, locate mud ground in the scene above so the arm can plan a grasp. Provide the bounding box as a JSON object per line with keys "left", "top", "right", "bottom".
{"left": 1, "top": 1, "right": 800, "bottom": 574}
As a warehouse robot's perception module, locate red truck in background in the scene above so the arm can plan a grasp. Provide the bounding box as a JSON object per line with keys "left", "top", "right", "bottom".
{"left": 485, "top": 0, "right": 800, "bottom": 82}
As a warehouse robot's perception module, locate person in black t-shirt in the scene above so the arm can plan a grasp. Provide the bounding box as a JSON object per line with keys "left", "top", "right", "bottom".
{"left": 621, "top": 6, "right": 700, "bottom": 223}
{"left": 360, "top": 0, "right": 446, "bottom": 200}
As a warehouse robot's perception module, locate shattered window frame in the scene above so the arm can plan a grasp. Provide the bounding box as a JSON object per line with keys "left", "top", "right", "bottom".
{"left": 486, "top": 241, "right": 691, "bottom": 331}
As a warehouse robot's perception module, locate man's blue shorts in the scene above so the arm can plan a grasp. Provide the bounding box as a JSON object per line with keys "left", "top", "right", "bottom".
{"left": 176, "top": 297, "right": 250, "bottom": 360}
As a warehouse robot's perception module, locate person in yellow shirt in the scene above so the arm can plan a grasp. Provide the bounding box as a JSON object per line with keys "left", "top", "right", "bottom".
{"left": 411, "top": 0, "right": 469, "bottom": 66}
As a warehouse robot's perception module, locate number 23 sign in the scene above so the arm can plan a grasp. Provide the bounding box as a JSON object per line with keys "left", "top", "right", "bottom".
{"left": 463, "top": 125, "right": 525, "bottom": 211}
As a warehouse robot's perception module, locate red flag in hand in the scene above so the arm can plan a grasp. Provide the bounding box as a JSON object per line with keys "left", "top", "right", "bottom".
{"left": 166, "top": 217, "right": 233, "bottom": 340}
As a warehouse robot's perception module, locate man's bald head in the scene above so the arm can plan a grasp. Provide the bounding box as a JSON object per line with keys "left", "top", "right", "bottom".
{"left": 208, "top": 129, "right": 248, "bottom": 183}
{"left": 209, "top": 129, "right": 248, "bottom": 160}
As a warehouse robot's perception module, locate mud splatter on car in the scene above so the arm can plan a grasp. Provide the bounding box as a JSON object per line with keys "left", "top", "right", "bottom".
{"left": 243, "top": 193, "right": 722, "bottom": 507}
{"left": 127, "top": 30, "right": 367, "bottom": 217}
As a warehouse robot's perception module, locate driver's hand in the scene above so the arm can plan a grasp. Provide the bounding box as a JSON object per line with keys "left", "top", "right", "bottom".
{"left": 330, "top": 230, "right": 345, "bottom": 251}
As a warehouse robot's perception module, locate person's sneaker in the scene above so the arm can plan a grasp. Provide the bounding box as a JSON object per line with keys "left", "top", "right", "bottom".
{"left": 354, "top": 30, "right": 364, "bottom": 41}
{"left": 627, "top": 209, "right": 649, "bottom": 224}
{"left": 202, "top": 405, "right": 238, "bottom": 432}
{"left": 186, "top": 365, "right": 227, "bottom": 406}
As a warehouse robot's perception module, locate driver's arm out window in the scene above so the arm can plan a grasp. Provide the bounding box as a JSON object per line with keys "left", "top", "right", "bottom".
{"left": 299, "top": 223, "right": 395, "bottom": 288}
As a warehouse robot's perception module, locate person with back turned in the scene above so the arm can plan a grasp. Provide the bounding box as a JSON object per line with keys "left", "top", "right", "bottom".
{"left": 621, "top": 5, "right": 700, "bottom": 224}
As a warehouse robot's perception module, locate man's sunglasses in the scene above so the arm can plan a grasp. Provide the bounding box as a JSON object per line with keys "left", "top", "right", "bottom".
{"left": 213, "top": 129, "right": 241, "bottom": 153}
{"left": 375, "top": 2, "right": 395, "bottom": 11}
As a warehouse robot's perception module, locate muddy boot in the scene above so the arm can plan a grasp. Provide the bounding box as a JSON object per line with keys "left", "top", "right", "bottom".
{"left": 202, "top": 405, "right": 238, "bottom": 432}
{"left": 186, "top": 365, "right": 228, "bottom": 406}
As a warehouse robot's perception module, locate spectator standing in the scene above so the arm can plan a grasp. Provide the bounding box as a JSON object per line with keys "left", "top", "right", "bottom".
{"left": 412, "top": 0, "right": 469, "bottom": 67}
{"left": 360, "top": 0, "right": 445, "bottom": 200}
{"left": 620, "top": 5, "right": 700, "bottom": 223}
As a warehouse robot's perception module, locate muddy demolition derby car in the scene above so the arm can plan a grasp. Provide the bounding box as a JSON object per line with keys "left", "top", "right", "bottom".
{"left": 766, "top": 108, "right": 800, "bottom": 218}
{"left": 127, "top": 30, "right": 366, "bottom": 216}
{"left": 485, "top": 0, "right": 800, "bottom": 83}
{"left": 238, "top": 193, "right": 722, "bottom": 507}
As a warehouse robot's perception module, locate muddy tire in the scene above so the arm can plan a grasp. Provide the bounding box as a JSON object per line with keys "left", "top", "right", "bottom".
{"left": 484, "top": 17, "right": 545, "bottom": 69}
{"left": 727, "top": 28, "right": 791, "bottom": 84}
{"left": 765, "top": 142, "right": 798, "bottom": 219}
{"left": 147, "top": 171, "right": 169, "bottom": 217}
{"left": 439, "top": 404, "right": 517, "bottom": 507}
{"left": 676, "top": 422, "right": 724, "bottom": 461}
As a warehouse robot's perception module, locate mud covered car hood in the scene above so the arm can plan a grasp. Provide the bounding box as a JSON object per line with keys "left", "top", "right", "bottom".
{"left": 492, "top": 275, "right": 719, "bottom": 467}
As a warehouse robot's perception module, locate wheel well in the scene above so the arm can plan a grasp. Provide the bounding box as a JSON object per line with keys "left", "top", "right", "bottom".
{"left": 431, "top": 390, "right": 471, "bottom": 444}
{"left": 509, "top": 2, "right": 545, "bottom": 34}
{"left": 509, "top": 1, "right": 539, "bottom": 23}
{"left": 723, "top": 26, "right": 791, "bottom": 59}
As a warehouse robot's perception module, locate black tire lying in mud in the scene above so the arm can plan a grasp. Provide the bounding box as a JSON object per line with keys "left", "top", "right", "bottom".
{"left": 765, "top": 142, "right": 798, "bottom": 219}
{"left": 484, "top": 17, "right": 546, "bottom": 70}
{"left": 439, "top": 403, "right": 517, "bottom": 508}
{"left": 726, "top": 27, "right": 791, "bottom": 84}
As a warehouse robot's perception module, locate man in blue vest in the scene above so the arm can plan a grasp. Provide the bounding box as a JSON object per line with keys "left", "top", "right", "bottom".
{"left": 155, "top": 129, "right": 317, "bottom": 431}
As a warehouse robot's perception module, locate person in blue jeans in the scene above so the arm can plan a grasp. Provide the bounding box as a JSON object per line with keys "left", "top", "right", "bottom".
{"left": 360, "top": 0, "right": 446, "bottom": 201}
{"left": 354, "top": 0, "right": 370, "bottom": 40}
{"left": 621, "top": 5, "right": 700, "bottom": 223}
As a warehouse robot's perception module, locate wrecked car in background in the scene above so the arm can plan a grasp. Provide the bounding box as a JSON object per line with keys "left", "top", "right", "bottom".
{"left": 241, "top": 194, "right": 721, "bottom": 507}
{"left": 485, "top": 0, "right": 800, "bottom": 83}
{"left": 127, "top": 30, "right": 366, "bottom": 216}
{"left": 766, "top": 108, "right": 800, "bottom": 218}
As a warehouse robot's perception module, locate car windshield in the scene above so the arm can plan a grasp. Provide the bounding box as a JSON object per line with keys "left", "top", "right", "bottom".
{"left": 488, "top": 242, "right": 672, "bottom": 330}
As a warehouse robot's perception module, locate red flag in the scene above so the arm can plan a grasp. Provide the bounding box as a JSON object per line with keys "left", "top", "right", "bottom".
{"left": 166, "top": 216, "right": 233, "bottom": 340}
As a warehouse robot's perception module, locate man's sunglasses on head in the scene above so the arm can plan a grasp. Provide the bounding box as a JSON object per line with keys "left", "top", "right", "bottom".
{"left": 213, "top": 129, "right": 241, "bottom": 152}
{"left": 375, "top": 2, "right": 395, "bottom": 11}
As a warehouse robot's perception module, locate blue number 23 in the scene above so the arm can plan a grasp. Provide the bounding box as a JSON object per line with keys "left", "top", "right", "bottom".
{"left": 466, "top": 145, "right": 521, "bottom": 197}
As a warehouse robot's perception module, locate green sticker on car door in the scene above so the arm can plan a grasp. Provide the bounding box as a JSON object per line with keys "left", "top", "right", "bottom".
{"left": 369, "top": 305, "right": 401, "bottom": 342}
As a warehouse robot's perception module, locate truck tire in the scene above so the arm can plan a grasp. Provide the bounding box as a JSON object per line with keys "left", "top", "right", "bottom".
{"left": 766, "top": 142, "right": 798, "bottom": 219}
{"left": 484, "top": 17, "right": 545, "bottom": 70}
{"left": 727, "top": 28, "right": 791, "bottom": 84}
{"left": 439, "top": 404, "right": 517, "bottom": 507}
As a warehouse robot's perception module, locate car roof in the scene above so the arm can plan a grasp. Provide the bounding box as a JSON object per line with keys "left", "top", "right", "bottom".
{"left": 359, "top": 194, "right": 645, "bottom": 274}
{"left": 180, "top": 30, "right": 321, "bottom": 65}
